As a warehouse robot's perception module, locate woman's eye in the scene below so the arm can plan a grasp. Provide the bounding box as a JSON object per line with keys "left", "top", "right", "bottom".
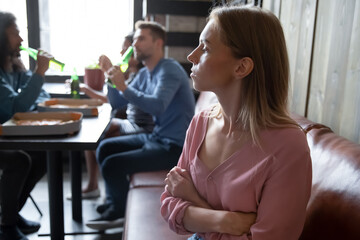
{"left": 201, "top": 47, "right": 208, "bottom": 52}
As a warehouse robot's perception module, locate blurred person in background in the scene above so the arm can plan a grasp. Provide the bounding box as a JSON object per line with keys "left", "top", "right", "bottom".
{"left": 0, "top": 11, "right": 53, "bottom": 240}
{"left": 66, "top": 33, "right": 154, "bottom": 201}
{"left": 86, "top": 21, "right": 195, "bottom": 231}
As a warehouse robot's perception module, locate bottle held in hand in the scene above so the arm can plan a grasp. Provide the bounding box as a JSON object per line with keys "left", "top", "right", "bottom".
{"left": 106, "top": 77, "right": 116, "bottom": 89}
{"left": 106, "top": 46, "right": 133, "bottom": 88}
{"left": 20, "top": 46, "right": 65, "bottom": 72}
{"left": 71, "top": 68, "right": 80, "bottom": 99}
{"left": 119, "top": 46, "right": 133, "bottom": 73}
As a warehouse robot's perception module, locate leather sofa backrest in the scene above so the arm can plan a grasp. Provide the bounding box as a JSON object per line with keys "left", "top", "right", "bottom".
{"left": 293, "top": 115, "right": 360, "bottom": 240}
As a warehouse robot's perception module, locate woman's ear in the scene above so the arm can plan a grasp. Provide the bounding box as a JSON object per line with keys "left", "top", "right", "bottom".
{"left": 235, "top": 57, "right": 254, "bottom": 79}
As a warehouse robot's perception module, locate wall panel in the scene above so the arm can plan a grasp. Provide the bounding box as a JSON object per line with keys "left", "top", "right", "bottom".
{"left": 280, "top": 0, "right": 317, "bottom": 115}
{"left": 307, "top": 0, "right": 359, "bottom": 143}
{"left": 338, "top": 0, "right": 360, "bottom": 143}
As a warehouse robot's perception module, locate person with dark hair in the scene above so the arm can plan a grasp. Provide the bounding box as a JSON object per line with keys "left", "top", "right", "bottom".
{"left": 0, "top": 11, "right": 53, "bottom": 240}
{"left": 161, "top": 5, "right": 312, "bottom": 240}
{"left": 65, "top": 32, "right": 154, "bottom": 200}
{"left": 86, "top": 20, "right": 195, "bottom": 230}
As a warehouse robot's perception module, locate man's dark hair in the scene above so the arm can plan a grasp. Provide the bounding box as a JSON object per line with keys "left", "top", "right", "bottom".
{"left": 0, "top": 11, "right": 24, "bottom": 72}
{"left": 125, "top": 32, "right": 134, "bottom": 43}
{"left": 135, "top": 20, "right": 167, "bottom": 48}
{"left": 0, "top": 11, "right": 17, "bottom": 70}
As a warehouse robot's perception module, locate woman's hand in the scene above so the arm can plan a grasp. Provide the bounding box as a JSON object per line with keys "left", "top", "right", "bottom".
{"left": 99, "top": 55, "right": 113, "bottom": 73}
{"left": 166, "top": 167, "right": 257, "bottom": 235}
{"left": 107, "top": 66, "right": 126, "bottom": 91}
{"left": 34, "top": 49, "right": 52, "bottom": 76}
{"left": 165, "top": 167, "right": 210, "bottom": 208}
{"left": 218, "top": 211, "right": 257, "bottom": 235}
{"left": 183, "top": 206, "right": 256, "bottom": 235}
{"left": 165, "top": 167, "right": 197, "bottom": 201}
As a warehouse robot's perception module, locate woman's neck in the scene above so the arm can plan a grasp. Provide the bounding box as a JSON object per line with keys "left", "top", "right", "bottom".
{"left": 215, "top": 88, "right": 244, "bottom": 133}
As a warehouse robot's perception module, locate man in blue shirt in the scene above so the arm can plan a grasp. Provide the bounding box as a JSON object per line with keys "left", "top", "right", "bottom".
{"left": 86, "top": 21, "right": 195, "bottom": 230}
{"left": 0, "top": 11, "right": 52, "bottom": 240}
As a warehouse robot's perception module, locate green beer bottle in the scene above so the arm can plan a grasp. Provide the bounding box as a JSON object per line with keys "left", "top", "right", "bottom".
{"left": 107, "top": 46, "right": 133, "bottom": 88}
{"left": 20, "top": 46, "right": 65, "bottom": 72}
{"left": 70, "top": 68, "right": 80, "bottom": 99}
{"left": 119, "top": 46, "right": 133, "bottom": 72}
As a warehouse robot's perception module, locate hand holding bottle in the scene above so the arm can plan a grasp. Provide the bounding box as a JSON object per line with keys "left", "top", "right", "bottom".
{"left": 34, "top": 50, "right": 53, "bottom": 76}
{"left": 104, "top": 46, "right": 133, "bottom": 89}
{"left": 107, "top": 66, "right": 126, "bottom": 91}
{"left": 99, "top": 55, "right": 113, "bottom": 73}
{"left": 20, "top": 46, "right": 65, "bottom": 72}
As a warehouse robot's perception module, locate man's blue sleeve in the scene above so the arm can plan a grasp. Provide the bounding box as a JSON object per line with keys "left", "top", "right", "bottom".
{"left": 106, "top": 84, "right": 128, "bottom": 110}
{"left": 122, "top": 62, "right": 182, "bottom": 116}
{"left": 0, "top": 71, "right": 45, "bottom": 123}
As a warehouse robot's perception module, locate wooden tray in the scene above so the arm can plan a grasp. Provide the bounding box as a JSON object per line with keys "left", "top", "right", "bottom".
{"left": 0, "top": 112, "right": 83, "bottom": 136}
{"left": 37, "top": 98, "right": 103, "bottom": 116}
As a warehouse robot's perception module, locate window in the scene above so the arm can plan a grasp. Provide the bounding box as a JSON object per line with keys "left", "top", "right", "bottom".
{"left": 39, "top": 0, "right": 134, "bottom": 75}
{"left": 1, "top": 0, "right": 134, "bottom": 76}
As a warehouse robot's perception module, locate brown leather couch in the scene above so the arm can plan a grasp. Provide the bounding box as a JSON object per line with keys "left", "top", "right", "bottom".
{"left": 123, "top": 92, "right": 360, "bottom": 240}
{"left": 293, "top": 114, "right": 360, "bottom": 240}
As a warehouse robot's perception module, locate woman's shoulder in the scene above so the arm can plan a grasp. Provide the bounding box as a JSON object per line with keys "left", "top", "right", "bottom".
{"left": 261, "top": 126, "right": 310, "bottom": 160}
{"left": 275, "top": 126, "right": 307, "bottom": 141}
{"left": 266, "top": 126, "right": 307, "bottom": 145}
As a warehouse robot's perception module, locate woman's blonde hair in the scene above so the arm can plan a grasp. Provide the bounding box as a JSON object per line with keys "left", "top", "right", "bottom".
{"left": 209, "top": 5, "right": 297, "bottom": 144}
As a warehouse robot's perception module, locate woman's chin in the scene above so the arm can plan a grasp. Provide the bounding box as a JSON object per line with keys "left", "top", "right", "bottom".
{"left": 192, "top": 81, "right": 210, "bottom": 92}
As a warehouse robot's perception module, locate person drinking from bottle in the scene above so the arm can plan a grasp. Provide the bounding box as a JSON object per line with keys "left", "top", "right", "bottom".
{"left": 86, "top": 20, "right": 195, "bottom": 231}
{"left": 65, "top": 32, "right": 154, "bottom": 201}
{"left": 0, "top": 11, "right": 53, "bottom": 240}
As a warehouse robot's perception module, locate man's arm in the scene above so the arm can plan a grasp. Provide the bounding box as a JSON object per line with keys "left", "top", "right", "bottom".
{"left": 109, "top": 61, "right": 183, "bottom": 116}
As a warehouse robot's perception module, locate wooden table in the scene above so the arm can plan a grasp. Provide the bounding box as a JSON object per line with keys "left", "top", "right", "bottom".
{"left": 0, "top": 104, "right": 111, "bottom": 240}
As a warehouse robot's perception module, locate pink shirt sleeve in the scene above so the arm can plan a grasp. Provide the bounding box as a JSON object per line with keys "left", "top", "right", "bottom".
{"left": 160, "top": 161, "right": 193, "bottom": 234}
{"left": 160, "top": 113, "right": 201, "bottom": 235}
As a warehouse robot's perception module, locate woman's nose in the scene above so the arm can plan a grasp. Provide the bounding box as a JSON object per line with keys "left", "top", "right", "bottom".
{"left": 187, "top": 49, "right": 197, "bottom": 64}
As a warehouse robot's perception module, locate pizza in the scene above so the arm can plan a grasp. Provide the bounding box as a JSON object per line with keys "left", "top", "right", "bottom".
{"left": 16, "top": 119, "right": 65, "bottom": 126}
{"left": 49, "top": 104, "right": 89, "bottom": 109}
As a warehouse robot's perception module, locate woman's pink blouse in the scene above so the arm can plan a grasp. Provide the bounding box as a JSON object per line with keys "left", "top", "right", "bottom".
{"left": 160, "top": 111, "right": 312, "bottom": 240}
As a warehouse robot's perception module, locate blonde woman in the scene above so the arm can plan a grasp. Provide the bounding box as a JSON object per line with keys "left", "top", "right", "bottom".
{"left": 161, "top": 5, "right": 312, "bottom": 240}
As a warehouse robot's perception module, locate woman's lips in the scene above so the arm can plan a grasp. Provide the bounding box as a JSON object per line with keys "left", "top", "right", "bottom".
{"left": 190, "top": 69, "right": 197, "bottom": 79}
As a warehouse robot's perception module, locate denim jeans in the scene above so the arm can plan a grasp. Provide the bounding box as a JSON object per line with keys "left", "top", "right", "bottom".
{"left": 96, "top": 133, "right": 182, "bottom": 217}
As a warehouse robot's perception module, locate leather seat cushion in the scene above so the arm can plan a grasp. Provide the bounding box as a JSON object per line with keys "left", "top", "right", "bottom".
{"left": 129, "top": 171, "right": 168, "bottom": 189}
{"left": 124, "top": 186, "right": 191, "bottom": 240}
